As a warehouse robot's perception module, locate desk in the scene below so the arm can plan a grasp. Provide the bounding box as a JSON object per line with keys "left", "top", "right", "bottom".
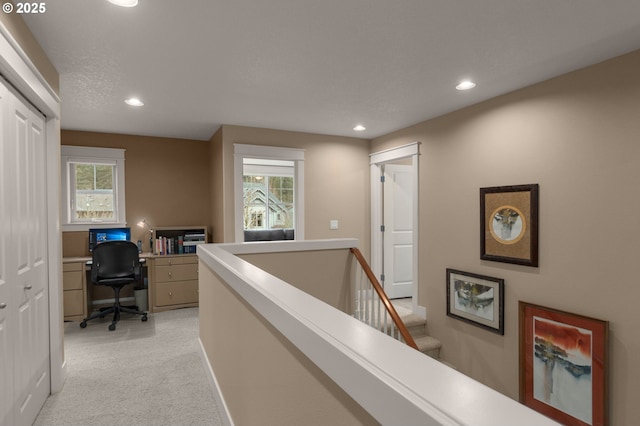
{"left": 62, "top": 253, "right": 199, "bottom": 321}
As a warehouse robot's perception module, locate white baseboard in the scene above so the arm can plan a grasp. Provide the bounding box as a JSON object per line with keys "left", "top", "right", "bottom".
{"left": 197, "top": 338, "right": 234, "bottom": 426}
{"left": 415, "top": 303, "right": 427, "bottom": 318}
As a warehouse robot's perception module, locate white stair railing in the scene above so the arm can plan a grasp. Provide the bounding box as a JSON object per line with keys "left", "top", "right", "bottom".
{"left": 350, "top": 248, "right": 418, "bottom": 350}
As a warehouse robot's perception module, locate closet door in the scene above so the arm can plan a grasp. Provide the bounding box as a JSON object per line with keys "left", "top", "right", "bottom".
{"left": 0, "top": 78, "right": 50, "bottom": 426}
{"left": 0, "top": 77, "right": 13, "bottom": 426}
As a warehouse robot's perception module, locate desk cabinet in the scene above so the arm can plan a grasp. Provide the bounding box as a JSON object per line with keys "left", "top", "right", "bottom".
{"left": 62, "top": 262, "right": 88, "bottom": 321}
{"left": 149, "top": 255, "right": 199, "bottom": 312}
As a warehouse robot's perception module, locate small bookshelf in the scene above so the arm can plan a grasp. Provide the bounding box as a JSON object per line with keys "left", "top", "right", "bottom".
{"left": 153, "top": 226, "right": 208, "bottom": 255}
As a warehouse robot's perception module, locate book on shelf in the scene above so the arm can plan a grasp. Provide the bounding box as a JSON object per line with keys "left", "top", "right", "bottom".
{"left": 154, "top": 226, "right": 207, "bottom": 255}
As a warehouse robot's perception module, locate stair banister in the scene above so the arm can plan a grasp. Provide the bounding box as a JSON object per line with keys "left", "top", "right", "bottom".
{"left": 350, "top": 247, "right": 419, "bottom": 350}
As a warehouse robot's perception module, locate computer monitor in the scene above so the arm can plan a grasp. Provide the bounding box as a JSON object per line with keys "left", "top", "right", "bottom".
{"left": 89, "top": 227, "right": 131, "bottom": 252}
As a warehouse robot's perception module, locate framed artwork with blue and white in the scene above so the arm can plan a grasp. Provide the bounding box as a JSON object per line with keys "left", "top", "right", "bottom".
{"left": 446, "top": 269, "right": 504, "bottom": 335}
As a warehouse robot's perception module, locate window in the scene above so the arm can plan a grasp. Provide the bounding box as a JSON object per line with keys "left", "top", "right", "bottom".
{"left": 243, "top": 159, "right": 295, "bottom": 230}
{"left": 234, "top": 144, "right": 304, "bottom": 242}
{"left": 61, "top": 146, "right": 126, "bottom": 231}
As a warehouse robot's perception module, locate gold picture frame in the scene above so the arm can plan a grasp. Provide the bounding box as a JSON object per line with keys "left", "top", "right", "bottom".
{"left": 480, "top": 184, "right": 539, "bottom": 267}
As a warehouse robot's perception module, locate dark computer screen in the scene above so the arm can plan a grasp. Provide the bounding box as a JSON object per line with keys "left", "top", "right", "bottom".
{"left": 89, "top": 227, "right": 131, "bottom": 252}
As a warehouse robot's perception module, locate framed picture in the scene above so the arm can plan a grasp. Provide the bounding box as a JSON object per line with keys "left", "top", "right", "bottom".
{"left": 519, "top": 302, "right": 608, "bottom": 426}
{"left": 480, "top": 184, "right": 539, "bottom": 267}
{"left": 446, "top": 269, "right": 504, "bottom": 334}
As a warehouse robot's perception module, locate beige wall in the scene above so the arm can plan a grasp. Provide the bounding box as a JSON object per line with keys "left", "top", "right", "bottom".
{"left": 0, "top": 11, "right": 59, "bottom": 93}
{"left": 61, "top": 125, "right": 371, "bottom": 256}
{"left": 208, "top": 127, "right": 225, "bottom": 243}
{"left": 239, "top": 249, "right": 354, "bottom": 313}
{"left": 62, "top": 131, "right": 211, "bottom": 257}
{"left": 372, "top": 50, "right": 640, "bottom": 424}
{"left": 216, "top": 125, "right": 371, "bottom": 254}
{"left": 199, "top": 260, "right": 377, "bottom": 425}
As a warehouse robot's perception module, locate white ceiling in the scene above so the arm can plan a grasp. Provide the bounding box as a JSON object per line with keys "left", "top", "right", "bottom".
{"left": 23, "top": 0, "right": 640, "bottom": 141}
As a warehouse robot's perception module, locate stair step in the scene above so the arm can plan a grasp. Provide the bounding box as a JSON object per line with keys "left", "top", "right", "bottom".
{"left": 396, "top": 313, "right": 442, "bottom": 359}
{"left": 380, "top": 304, "right": 444, "bottom": 360}
{"left": 414, "top": 335, "right": 441, "bottom": 359}
{"left": 401, "top": 313, "right": 426, "bottom": 327}
{"left": 402, "top": 314, "right": 427, "bottom": 336}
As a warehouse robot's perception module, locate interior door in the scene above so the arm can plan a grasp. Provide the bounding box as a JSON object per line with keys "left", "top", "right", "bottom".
{"left": 382, "top": 164, "right": 413, "bottom": 299}
{"left": 0, "top": 77, "right": 50, "bottom": 426}
{"left": 0, "top": 78, "right": 14, "bottom": 426}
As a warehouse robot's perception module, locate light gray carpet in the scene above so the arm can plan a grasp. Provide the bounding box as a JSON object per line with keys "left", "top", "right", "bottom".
{"left": 391, "top": 298, "right": 413, "bottom": 317}
{"left": 34, "top": 307, "right": 222, "bottom": 426}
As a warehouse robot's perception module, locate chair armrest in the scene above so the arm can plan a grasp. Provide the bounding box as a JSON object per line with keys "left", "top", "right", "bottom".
{"left": 134, "top": 261, "right": 142, "bottom": 281}
{"left": 90, "top": 262, "right": 99, "bottom": 284}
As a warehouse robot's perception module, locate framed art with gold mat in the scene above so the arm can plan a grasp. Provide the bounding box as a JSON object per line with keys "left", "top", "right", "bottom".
{"left": 480, "top": 184, "right": 539, "bottom": 267}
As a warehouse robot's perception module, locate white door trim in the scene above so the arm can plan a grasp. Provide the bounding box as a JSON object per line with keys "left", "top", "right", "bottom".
{"left": 382, "top": 164, "right": 413, "bottom": 299}
{"left": 0, "top": 21, "right": 65, "bottom": 396}
{"left": 370, "top": 142, "right": 424, "bottom": 317}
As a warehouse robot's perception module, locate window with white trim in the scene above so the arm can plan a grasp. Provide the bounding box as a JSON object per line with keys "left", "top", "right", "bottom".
{"left": 61, "top": 146, "right": 126, "bottom": 231}
{"left": 234, "top": 144, "right": 304, "bottom": 242}
{"left": 243, "top": 158, "right": 295, "bottom": 231}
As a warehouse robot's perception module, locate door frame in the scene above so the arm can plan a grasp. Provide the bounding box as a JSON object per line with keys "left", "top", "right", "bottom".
{"left": 370, "top": 142, "right": 424, "bottom": 317}
{"left": 0, "top": 22, "right": 65, "bottom": 394}
{"left": 382, "top": 163, "right": 413, "bottom": 299}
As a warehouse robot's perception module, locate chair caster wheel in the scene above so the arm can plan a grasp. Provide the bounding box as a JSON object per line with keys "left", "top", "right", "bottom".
{"left": 108, "top": 323, "right": 116, "bottom": 331}
{"left": 141, "top": 314, "right": 148, "bottom": 322}
{"left": 80, "top": 321, "right": 87, "bottom": 328}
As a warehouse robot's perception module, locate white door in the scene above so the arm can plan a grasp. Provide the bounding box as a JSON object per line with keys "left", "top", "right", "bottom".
{"left": 0, "top": 79, "right": 13, "bottom": 426}
{"left": 0, "top": 78, "right": 50, "bottom": 426}
{"left": 382, "top": 164, "right": 413, "bottom": 299}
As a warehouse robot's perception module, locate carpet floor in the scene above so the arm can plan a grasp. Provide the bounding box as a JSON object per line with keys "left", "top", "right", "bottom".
{"left": 34, "top": 307, "right": 222, "bottom": 426}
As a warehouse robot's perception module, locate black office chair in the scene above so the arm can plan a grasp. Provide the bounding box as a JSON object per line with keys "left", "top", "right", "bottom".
{"left": 80, "top": 240, "right": 148, "bottom": 331}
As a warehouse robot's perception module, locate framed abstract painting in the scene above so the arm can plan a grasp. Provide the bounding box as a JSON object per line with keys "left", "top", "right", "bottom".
{"left": 519, "top": 302, "right": 608, "bottom": 426}
{"left": 446, "top": 269, "right": 504, "bottom": 334}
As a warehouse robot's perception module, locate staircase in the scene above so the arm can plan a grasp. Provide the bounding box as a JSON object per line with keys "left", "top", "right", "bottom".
{"left": 350, "top": 248, "right": 443, "bottom": 362}
{"left": 391, "top": 301, "right": 442, "bottom": 359}
{"left": 403, "top": 313, "right": 442, "bottom": 358}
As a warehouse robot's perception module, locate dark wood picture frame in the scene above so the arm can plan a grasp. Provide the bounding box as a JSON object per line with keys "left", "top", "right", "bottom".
{"left": 480, "top": 184, "right": 539, "bottom": 267}
{"left": 446, "top": 268, "right": 504, "bottom": 335}
{"left": 519, "top": 302, "right": 608, "bottom": 426}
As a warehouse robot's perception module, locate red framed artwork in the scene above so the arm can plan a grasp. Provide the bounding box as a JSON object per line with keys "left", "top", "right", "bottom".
{"left": 519, "top": 302, "right": 608, "bottom": 426}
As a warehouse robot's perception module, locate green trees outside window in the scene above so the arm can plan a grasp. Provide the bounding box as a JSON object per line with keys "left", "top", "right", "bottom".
{"left": 243, "top": 174, "right": 294, "bottom": 230}
{"left": 73, "top": 163, "right": 115, "bottom": 220}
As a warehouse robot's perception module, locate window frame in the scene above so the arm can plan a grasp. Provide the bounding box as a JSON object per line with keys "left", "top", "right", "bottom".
{"left": 234, "top": 144, "right": 305, "bottom": 242}
{"left": 61, "top": 145, "right": 126, "bottom": 231}
{"left": 243, "top": 159, "right": 295, "bottom": 231}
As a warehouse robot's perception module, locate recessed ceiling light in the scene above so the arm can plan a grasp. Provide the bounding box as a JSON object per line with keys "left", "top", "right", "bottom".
{"left": 108, "top": 0, "right": 138, "bottom": 7}
{"left": 125, "top": 98, "right": 144, "bottom": 106}
{"left": 353, "top": 124, "right": 366, "bottom": 131}
{"left": 456, "top": 80, "right": 476, "bottom": 91}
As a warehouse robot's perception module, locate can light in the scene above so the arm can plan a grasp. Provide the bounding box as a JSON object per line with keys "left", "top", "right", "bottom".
{"left": 125, "top": 98, "right": 144, "bottom": 107}
{"left": 353, "top": 124, "right": 366, "bottom": 131}
{"left": 456, "top": 80, "right": 476, "bottom": 91}
{"left": 108, "top": 0, "right": 139, "bottom": 7}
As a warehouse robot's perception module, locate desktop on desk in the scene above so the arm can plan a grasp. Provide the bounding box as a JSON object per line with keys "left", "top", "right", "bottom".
{"left": 62, "top": 226, "right": 203, "bottom": 320}
{"left": 62, "top": 254, "right": 149, "bottom": 321}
